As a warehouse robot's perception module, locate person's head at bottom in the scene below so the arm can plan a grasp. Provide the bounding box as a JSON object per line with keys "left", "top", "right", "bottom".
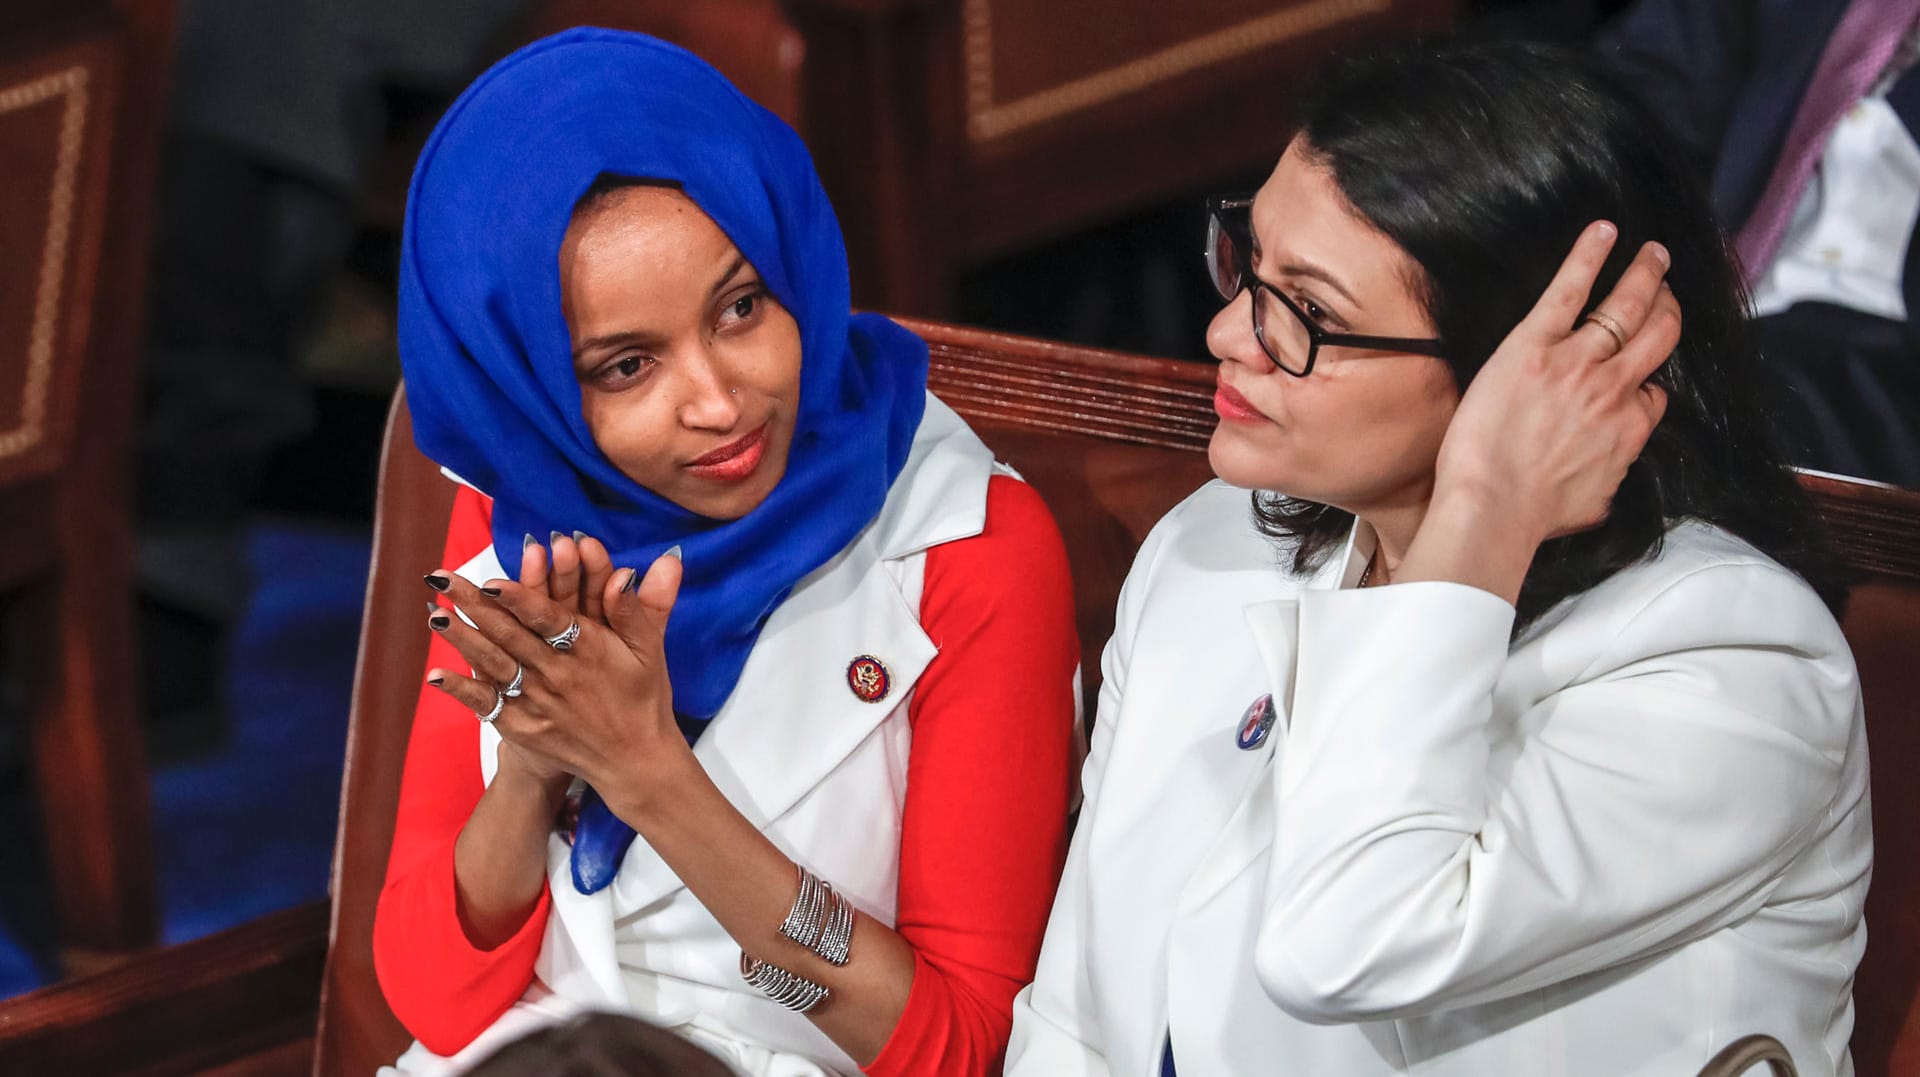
{"left": 463, "top": 1012, "right": 735, "bottom": 1077}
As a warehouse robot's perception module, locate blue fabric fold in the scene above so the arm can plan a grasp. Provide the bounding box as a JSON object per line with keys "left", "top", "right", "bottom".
{"left": 397, "top": 29, "right": 928, "bottom": 893}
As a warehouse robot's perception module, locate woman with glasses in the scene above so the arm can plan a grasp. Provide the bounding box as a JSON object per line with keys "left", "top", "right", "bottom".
{"left": 1008, "top": 38, "right": 1868, "bottom": 1077}
{"left": 373, "top": 29, "right": 1080, "bottom": 1076}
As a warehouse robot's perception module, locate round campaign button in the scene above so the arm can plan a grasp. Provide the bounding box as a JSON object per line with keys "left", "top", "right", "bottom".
{"left": 1236, "top": 694, "right": 1276, "bottom": 750}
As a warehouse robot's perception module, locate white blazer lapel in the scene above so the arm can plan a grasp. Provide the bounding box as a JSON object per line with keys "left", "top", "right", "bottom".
{"left": 1176, "top": 528, "right": 1360, "bottom": 911}
{"left": 608, "top": 525, "right": 940, "bottom": 911}
{"left": 537, "top": 839, "right": 627, "bottom": 1005}
{"left": 1176, "top": 600, "right": 1296, "bottom": 912}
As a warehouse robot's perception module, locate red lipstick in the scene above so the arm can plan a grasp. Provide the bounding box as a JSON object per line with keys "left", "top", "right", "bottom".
{"left": 686, "top": 423, "right": 769, "bottom": 483}
{"left": 1214, "top": 380, "right": 1267, "bottom": 424}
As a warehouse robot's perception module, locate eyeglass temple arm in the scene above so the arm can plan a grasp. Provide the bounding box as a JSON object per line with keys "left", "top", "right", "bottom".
{"left": 1322, "top": 331, "right": 1448, "bottom": 357}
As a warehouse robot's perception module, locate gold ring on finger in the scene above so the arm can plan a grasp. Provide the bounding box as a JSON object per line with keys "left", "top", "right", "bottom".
{"left": 1582, "top": 309, "right": 1628, "bottom": 354}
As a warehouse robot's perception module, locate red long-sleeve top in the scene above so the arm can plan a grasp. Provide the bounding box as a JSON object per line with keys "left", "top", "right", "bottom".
{"left": 373, "top": 475, "right": 1079, "bottom": 1074}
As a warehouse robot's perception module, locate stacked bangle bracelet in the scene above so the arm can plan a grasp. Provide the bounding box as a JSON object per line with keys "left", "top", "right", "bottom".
{"left": 742, "top": 865, "right": 858, "bottom": 1013}
{"left": 740, "top": 953, "right": 829, "bottom": 1013}
{"left": 777, "top": 865, "right": 856, "bottom": 966}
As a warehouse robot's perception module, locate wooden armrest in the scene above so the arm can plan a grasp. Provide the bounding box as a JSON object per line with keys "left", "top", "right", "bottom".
{"left": 0, "top": 901, "right": 328, "bottom": 1075}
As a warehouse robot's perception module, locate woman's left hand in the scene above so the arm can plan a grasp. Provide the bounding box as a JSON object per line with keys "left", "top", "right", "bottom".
{"left": 1434, "top": 222, "right": 1678, "bottom": 545}
{"left": 1399, "top": 222, "right": 1679, "bottom": 604}
{"left": 426, "top": 552, "right": 695, "bottom": 818}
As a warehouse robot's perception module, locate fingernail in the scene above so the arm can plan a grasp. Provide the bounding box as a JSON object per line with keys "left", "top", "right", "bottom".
{"left": 429, "top": 613, "right": 452, "bottom": 630}
{"left": 572, "top": 530, "right": 588, "bottom": 544}
{"left": 1595, "top": 221, "right": 1617, "bottom": 239}
{"left": 523, "top": 532, "right": 538, "bottom": 550}
{"left": 550, "top": 530, "right": 566, "bottom": 546}
{"left": 479, "top": 585, "right": 502, "bottom": 598}
{"left": 615, "top": 567, "right": 638, "bottom": 594}
{"left": 663, "top": 544, "right": 683, "bottom": 562}
{"left": 423, "top": 573, "right": 451, "bottom": 593}
{"left": 426, "top": 674, "right": 445, "bottom": 687}
{"left": 1649, "top": 242, "right": 1670, "bottom": 267}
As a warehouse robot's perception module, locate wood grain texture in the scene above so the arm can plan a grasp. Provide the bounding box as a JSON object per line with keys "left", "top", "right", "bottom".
{"left": 315, "top": 391, "right": 455, "bottom": 1076}
{"left": 1802, "top": 472, "right": 1920, "bottom": 584}
{"left": 0, "top": 902, "right": 325, "bottom": 1076}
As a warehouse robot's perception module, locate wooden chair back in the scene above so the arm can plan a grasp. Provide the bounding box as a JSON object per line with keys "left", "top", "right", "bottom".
{"left": 0, "top": 0, "right": 177, "bottom": 971}
{"left": 315, "top": 320, "right": 1920, "bottom": 1076}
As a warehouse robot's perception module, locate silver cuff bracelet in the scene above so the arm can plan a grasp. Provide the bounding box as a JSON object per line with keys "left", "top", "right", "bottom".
{"left": 778, "top": 865, "right": 856, "bottom": 967}
{"left": 740, "top": 952, "right": 829, "bottom": 1013}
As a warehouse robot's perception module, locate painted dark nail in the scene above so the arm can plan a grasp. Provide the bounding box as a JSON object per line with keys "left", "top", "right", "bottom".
{"left": 426, "top": 674, "right": 445, "bottom": 687}
{"left": 550, "top": 530, "right": 566, "bottom": 546}
{"left": 424, "top": 573, "right": 451, "bottom": 593}
{"left": 429, "top": 613, "right": 452, "bottom": 630}
{"left": 523, "top": 532, "right": 538, "bottom": 550}
{"left": 479, "top": 585, "right": 502, "bottom": 598}
{"left": 572, "top": 530, "right": 588, "bottom": 544}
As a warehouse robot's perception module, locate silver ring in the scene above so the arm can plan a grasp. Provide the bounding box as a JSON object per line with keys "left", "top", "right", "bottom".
{"left": 502, "top": 664, "right": 525, "bottom": 698}
{"left": 478, "top": 687, "right": 505, "bottom": 724}
{"left": 544, "top": 620, "right": 581, "bottom": 650}
{"left": 1582, "top": 309, "right": 1628, "bottom": 354}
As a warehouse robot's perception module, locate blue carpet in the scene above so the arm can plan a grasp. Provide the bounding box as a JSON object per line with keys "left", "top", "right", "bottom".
{"left": 0, "top": 517, "right": 371, "bottom": 996}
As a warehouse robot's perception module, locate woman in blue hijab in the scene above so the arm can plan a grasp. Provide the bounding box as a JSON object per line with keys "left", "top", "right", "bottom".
{"left": 371, "top": 29, "right": 1080, "bottom": 1077}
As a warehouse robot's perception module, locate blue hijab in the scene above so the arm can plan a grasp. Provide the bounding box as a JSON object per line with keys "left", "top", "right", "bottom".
{"left": 398, "top": 29, "right": 928, "bottom": 893}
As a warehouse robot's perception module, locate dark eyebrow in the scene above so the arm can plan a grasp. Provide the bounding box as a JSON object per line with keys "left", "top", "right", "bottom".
{"left": 1246, "top": 202, "right": 1365, "bottom": 312}
{"left": 571, "top": 254, "right": 756, "bottom": 364}
{"left": 710, "top": 253, "right": 749, "bottom": 297}
{"left": 1272, "top": 260, "right": 1364, "bottom": 312}
{"left": 573, "top": 329, "right": 661, "bottom": 365}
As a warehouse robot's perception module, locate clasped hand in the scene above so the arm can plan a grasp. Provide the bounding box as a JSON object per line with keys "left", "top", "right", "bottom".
{"left": 425, "top": 534, "right": 689, "bottom": 816}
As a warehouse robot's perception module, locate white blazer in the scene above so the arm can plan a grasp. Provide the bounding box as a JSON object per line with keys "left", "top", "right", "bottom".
{"left": 388, "top": 397, "right": 1015, "bottom": 1077}
{"left": 1007, "top": 480, "right": 1870, "bottom": 1077}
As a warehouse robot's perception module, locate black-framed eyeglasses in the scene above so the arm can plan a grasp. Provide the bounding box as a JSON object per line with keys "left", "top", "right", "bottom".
{"left": 1205, "top": 196, "right": 1447, "bottom": 377}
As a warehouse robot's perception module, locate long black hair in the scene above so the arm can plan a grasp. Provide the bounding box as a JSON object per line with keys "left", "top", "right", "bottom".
{"left": 1256, "top": 37, "right": 1847, "bottom": 626}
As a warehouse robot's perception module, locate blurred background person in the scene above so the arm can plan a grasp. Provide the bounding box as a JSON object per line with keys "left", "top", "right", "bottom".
{"left": 1598, "top": 0, "right": 1920, "bottom": 488}
{"left": 135, "top": 0, "right": 525, "bottom": 752}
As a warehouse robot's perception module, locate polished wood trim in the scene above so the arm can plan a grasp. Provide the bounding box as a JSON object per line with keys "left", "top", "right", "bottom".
{"left": 0, "top": 902, "right": 325, "bottom": 1076}
{"left": 0, "top": 62, "right": 90, "bottom": 465}
{"left": 904, "top": 316, "right": 1217, "bottom": 449}
{"left": 961, "top": 0, "right": 1391, "bottom": 142}
{"left": 1802, "top": 472, "right": 1920, "bottom": 584}
{"left": 315, "top": 389, "right": 453, "bottom": 1076}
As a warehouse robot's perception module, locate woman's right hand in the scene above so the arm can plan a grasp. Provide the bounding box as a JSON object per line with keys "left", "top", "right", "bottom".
{"left": 518, "top": 530, "right": 619, "bottom": 626}
{"left": 495, "top": 531, "right": 618, "bottom": 794}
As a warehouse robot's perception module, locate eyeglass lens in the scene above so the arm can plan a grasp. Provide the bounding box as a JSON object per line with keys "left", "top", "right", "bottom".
{"left": 1207, "top": 210, "right": 1241, "bottom": 301}
{"left": 1209, "top": 203, "right": 1314, "bottom": 374}
{"left": 1253, "top": 288, "right": 1314, "bottom": 375}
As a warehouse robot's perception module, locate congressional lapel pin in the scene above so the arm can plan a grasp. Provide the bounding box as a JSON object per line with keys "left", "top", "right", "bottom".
{"left": 1236, "top": 693, "right": 1276, "bottom": 750}
{"left": 846, "top": 655, "right": 891, "bottom": 703}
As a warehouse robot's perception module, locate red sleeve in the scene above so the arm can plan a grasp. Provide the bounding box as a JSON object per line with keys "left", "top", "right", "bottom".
{"left": 372, "top": 486, "right": 553, "bottom": 1056}
{"left": 864, "top": 475, "right": 1081, "bottom": 1076}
